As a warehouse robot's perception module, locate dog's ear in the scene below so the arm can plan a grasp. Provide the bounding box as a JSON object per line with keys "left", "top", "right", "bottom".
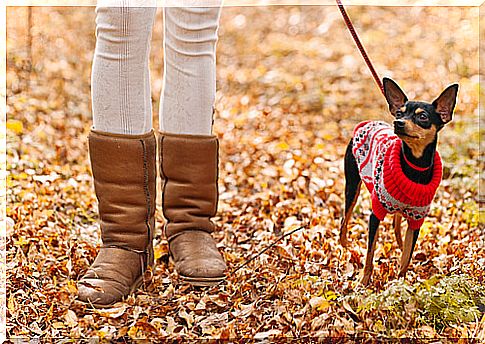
{"left": 432, "top": 83, "right": 459, "bottom": 124}
{"left": 383, "top": 77, "right": 408, "bottom": 117}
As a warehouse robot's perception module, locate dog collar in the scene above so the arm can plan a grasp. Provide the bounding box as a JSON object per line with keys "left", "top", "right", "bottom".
{"left": 401, "top": 146, "right": 432, "bottom": 172}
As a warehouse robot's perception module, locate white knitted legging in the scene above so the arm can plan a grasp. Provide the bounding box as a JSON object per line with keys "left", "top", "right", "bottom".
{"left": 91, "top": 2, "right": 222, "bottom": 135}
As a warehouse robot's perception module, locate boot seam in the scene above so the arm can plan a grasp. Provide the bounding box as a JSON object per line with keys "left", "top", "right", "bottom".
{"left": 101, "top": 244, "right": 145, "bottom": 254}
{"left": 140, "top": 139, "right": 151, "bottom": 267}
{"left": 159, "top": 135, "right": 170, "bottom": 238}
{"left": 158, "top": 131, "right": 217, "bottom": 140}
{"left": 213, "top": 137, "right": 219, "bottom": 220}
{"left": 90, "top": 127, "right": 154, "bottom": 139}
{"left": 167, "top": 228, "right": 214, "bottom": 243}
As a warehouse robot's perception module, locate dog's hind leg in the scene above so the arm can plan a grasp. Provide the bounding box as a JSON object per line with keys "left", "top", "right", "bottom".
{"left": 360, "top": 213, "right": 380, "bottom": 286}
{"left": 398, "top": 227, "right": 420, "bottom": 278}
{"left": 340, "top": 139, "right": 362, "bottom": 248}
{"left": 393, "top": 214, "right": 403, "bottom": 250}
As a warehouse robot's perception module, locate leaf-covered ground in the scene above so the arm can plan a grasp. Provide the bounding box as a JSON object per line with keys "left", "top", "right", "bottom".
{"left": 6, "top": 5, "right": 484, "bottom": 341}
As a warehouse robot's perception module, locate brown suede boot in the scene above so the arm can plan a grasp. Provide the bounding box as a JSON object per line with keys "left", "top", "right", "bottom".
{"left": 159, "top": 132, "right": 227, "bottom": 286}
{"left": 77, "top": 128, "right": 156, "bottom": 307}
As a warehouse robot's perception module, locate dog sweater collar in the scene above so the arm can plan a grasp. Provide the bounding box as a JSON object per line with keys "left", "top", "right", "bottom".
{"left": 384, "top": 139, "right": 442, "bottom": 206}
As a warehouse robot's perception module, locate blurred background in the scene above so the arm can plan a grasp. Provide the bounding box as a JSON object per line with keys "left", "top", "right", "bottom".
{"left": 6, "top": 5, "right": 483, "bottom": 340}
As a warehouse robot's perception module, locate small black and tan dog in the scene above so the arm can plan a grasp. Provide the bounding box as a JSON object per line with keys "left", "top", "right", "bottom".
{"left": 339, "top": 77, "right": 459, "bottom": 285}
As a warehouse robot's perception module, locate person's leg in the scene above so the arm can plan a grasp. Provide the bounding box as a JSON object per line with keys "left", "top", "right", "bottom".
{"left": 159, "top": 5, "right": 222, "bottom": 135}
{"left": 78, "top": 2, "right": 157, "bottom": 307}
{"left": 91, "top": 4, "right": 156, "bottom": 134}
{"left": 158, "top": 4, "right": 226, "bottom": 285}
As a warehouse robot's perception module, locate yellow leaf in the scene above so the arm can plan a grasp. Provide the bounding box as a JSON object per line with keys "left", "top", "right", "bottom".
{"left": 315, "top": 143, "right": 326, "bottom": 150}
{"left": 234, "top": 117, "right": 245, "bottom": 126}
{"left": 8, "top": 295, "right": 16, "bottom": 314}
{"left": 154, "top": 245, "right": 168, "bottom": 260}
{"left": 37, "top": 131, "right": 47, "bottom": 140}
{"left": 277, "top": 142, "right": 290, "bottom": 150}
{"left": 383, "top": 242, "right": 392, "bottom": 255}
{"left": 66, "top": 280, "right": 78, "bottom": 294}
{"left": 318, "top": 300, "right": 330, "bottom": 311}
{"left": 309, "top": 296, "right": 330, "bottom": 311}
{"left": 257, "top": 65, "right": 267, "bottom": 74}
{"left": 150, "top": 318, "right": 164, "bottom": 330}
{"left": 128, "top": 326, "right": 144, "bottom": 339}
{"left": 6, "top": 176, "right": 14, "bottom": 188}
{"left": 127, "top": 326, "right": 137, "bottom": 338}
{"left": 7, "top": 120, "right": 23, "bottom": 134}
{"left": 97, "top": 330, "right": 107, "bottom": 339}
{"left": 373, "top": 320, "right": 385, "bottom": 332}
{"left": 14, "top": 237, "right": 29, "bottom": 246}
{"left": 46, "top": 304, "right": 54, "bottom": 321}
{"left": 420, "top": 222, "right": 433, "bottom": 237}
{"left": 14, "top": 172, "right": 29, "bottom": 180}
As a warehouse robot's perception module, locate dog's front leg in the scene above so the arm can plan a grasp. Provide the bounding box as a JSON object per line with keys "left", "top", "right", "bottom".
{"left": 360, "top": 213, "right": 380, "bottom": 286}
{"left": 398, "top": 226, "right": 420, "bottom": 278}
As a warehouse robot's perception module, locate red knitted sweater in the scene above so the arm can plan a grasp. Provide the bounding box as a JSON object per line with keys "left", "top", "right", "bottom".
{"left": 352, "top": 121, "right": 442, "bottom": 230}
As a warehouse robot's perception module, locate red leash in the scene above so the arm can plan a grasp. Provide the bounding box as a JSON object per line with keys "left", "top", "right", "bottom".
{"left": 335, "top": 0, "right": 385, "bottom": 97}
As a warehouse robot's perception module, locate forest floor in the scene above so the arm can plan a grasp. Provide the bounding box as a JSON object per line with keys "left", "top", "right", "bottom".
{"left": 6, "top": 5, "right": 484, "bottom": 341}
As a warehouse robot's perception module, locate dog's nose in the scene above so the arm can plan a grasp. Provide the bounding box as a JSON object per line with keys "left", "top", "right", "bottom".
{"left": 394, "top": 120, "right": 405, "bottom": 130}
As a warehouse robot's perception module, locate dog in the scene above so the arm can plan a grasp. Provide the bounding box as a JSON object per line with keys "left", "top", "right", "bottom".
{"left": 339, "top": 77, "right": 459, "bottom": 285}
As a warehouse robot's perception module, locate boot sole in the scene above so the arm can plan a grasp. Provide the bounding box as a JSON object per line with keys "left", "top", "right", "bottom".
{"left": 179, "top": 274, "right": 226, "bottom": 287}
{"left": 75, "top": 274, "right": 147, "bottom": 309}
{"left": 168, "top": 255, "right": 226, "bottom": 287}
{"left": 75, "top": 244, "right": 154, "bottom": 310}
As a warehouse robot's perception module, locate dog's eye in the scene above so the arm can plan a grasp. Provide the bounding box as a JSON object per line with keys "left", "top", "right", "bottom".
{"left": 418, "top": 113, "right": 429, "bottom": 121}
{"left": 395, "top": 111, "right": 404, "bottom": 118}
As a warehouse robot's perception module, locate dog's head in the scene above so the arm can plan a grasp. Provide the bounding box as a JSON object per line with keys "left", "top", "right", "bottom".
{"left": 382, "top": 77, "right": 459, "bottom": 158}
